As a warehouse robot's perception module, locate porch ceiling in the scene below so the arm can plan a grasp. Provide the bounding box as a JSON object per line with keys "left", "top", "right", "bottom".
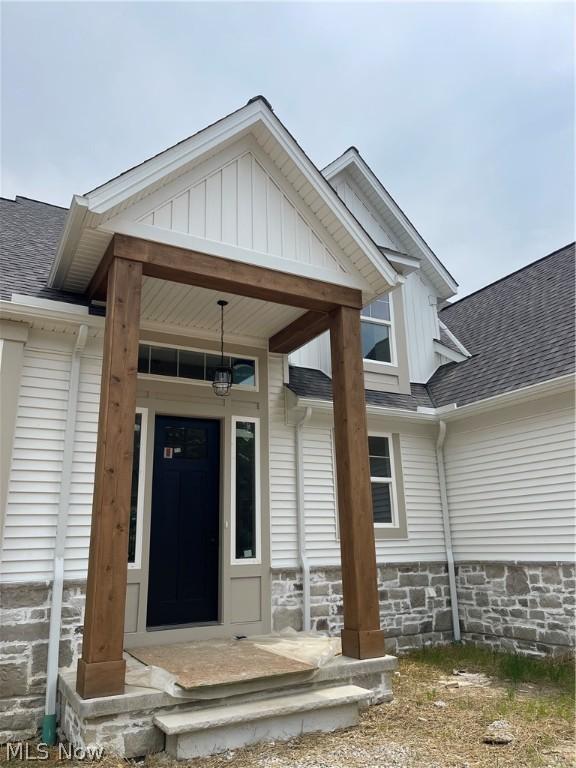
{"left": 140, "top": 276, "right": 305, "bottom": 345}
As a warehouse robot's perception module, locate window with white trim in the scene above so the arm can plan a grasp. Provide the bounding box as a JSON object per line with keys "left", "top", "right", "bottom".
{"left": 361, "top": 295, "right": 393, "bottom": 364}
{"left": 128, "top": 408, "right": 147, "bottom": 567}
{"left": 231, "top": 417, "right": 260, "bottom": 564}
{"left": 368, "top": 435, "right": 396, "bottom": 526}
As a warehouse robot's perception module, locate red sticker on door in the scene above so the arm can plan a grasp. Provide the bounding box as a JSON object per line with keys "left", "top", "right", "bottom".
{"left": 163, "top": 447, "right": 173, "bottom": 459}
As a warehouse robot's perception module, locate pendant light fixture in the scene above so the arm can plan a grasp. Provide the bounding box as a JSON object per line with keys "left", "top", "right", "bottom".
{"left": 213, "top": 300, "right": 233, "bottom": 397}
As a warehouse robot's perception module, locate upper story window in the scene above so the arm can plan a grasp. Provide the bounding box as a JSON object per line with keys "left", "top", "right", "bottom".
{"left": 138, "top": 343, "right": 257, "bottom": 389}
{"left": 361, "top": 295, "right": 393, "bottom": 365}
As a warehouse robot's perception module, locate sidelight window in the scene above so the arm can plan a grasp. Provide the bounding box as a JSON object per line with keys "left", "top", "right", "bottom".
{"left": 128, "top": 408, "right": 147, "bottom": 568}
{"left": 231, "top": 417, "right": 260, "bottom": 564}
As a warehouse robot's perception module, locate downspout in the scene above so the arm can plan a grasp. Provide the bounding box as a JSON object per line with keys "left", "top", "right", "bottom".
{"left": 42, "top": 324, "right": 88, "bottom": 744}
{"left": 436, "top": 420, "right": 461, "bottom": 642}
{"left": 295, "top": 407, "right": 313, "bottom": 631}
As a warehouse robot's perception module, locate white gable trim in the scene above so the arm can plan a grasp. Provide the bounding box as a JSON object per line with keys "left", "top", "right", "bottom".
{"left": 99, "top": 136, "right": 369, "bottom": 290}
{"left": 323, "top": 148, "right": 457, "bottom": 298}
{"left": 49, "top": 99, "right": 398, "bottom": 295}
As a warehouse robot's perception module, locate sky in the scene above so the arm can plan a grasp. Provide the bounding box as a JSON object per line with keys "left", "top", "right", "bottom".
{"left": 1, "top": 1, "right": 574, "bottom": 298}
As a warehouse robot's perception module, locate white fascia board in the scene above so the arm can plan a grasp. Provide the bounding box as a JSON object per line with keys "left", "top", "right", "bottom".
{"left": 438, "top": 320, "right": 471, "bottom": 357}
{"left": 382, "top": 250, "right": 421, "bottom": 275}
{"left": 294, "top": 395, "right": 438, "bottom": 422}
{"left": 433, "top": 340, "right": 469, "bottom": 363}
{"left": 292, "top": 372, "right": 574, "bottom": 424}
{"left": 48, "top": 195, "right": 89, "bottom": 288}
{"left": 323, "top": 149, "right": 458, "bottom": 297}
{"left": 0, "top": 298, "right": 101, "bottom": 328}
{"left": 440, "top": 374, "right": 574, "bottom": 422}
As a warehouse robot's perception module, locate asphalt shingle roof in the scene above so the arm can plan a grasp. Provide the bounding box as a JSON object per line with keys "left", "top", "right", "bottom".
{"left": 0, "top": 196, "right": 87, "bottom": 306}
{"left": 288, "top": 366, "right": 434, "bottom": 410}
{"left": 429, "top": 243, "right": 575, "bottom": 407}
{"left": 2, "top": 196, "right": 572, "bottom": 413}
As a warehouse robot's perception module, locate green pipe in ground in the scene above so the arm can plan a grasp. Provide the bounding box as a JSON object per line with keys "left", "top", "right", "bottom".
{"left": 41, "top": 714, "right": 57, "bottom": 746}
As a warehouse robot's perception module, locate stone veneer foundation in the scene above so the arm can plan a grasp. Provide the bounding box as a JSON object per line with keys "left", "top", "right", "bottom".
{"left": 456, "top": 562, "right": 574, "bottom": 657}
{"left": 272, "top": 562, "right": 575, "bottom": 658}
{"left": 0, "top": 581, "right": 85, "bottom": 743}
{"left": 272, "top": 563, "right": 455, "bottom": 654}
{"left": 0, "top": 562, "right": 573, "bottom": 744}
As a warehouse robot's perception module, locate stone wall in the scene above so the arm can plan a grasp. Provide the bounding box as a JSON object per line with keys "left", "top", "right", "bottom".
{"left": 272, "top": 562, "right": 575, "bottom": 658}
{"left": 272, "top": 563, "right": 454, "bottom": 654}
{"left": 0, "top": 581, "right": 85, "bottom": 743}
{"left": 456, "top": 562, "right": 575, "bottom": 658}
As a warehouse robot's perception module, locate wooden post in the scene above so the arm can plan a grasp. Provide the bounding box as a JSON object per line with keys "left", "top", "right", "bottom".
{"left": 329, "top": 305, "right": 385, "bottom": 659}
{"left": 76, "top": 258, "right": 142, "bottom": 698}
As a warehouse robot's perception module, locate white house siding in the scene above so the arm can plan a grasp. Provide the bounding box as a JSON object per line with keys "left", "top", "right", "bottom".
{"left": 402, "top": 272, "right": 441, "bottom": 383}
{"left": 268, "top": 354, "right": 299, "bottom": 568}
{"left": 332, "top": 177, "right": 402, "bottom": 251}
{"left": 137, "top": 148, "right": 346, "bottom": 276}
{"left": 1, "top": 341, "right": 71, "bottom": 581}
{"left": 289, "top": 332, "right": 332, "bottom": 377}
{"left": 0, "top": 333, "right": 102, "bottom": 583}
{"left": 444, "top": 393, "right": 575, "bottom": 563}
{"left": 267, "top": 384, "right": 448, "bottom": 568}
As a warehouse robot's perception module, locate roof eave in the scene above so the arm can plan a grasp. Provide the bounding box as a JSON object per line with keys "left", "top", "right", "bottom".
{"left": 48, "top": 195, "right": 89, "bottom": 289}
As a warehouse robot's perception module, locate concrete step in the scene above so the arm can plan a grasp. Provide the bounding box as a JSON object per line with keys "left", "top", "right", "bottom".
{"left": 154, "top": 683, "right": 371, "bottom": 759}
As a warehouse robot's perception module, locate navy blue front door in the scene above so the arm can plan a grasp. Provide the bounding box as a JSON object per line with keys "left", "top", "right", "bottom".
{"left": 147, "top": 416, "right": 220, "bottom": 628}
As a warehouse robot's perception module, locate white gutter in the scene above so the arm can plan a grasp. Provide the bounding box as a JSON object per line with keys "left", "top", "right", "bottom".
{"left": 295, "top": 407, "right": 313, "bottom": 631}
{"left": 435, "top": 420, "right": 460, "bottom": 642}
{"left": 42, "top": 323, "right": 88, "bottom": 744}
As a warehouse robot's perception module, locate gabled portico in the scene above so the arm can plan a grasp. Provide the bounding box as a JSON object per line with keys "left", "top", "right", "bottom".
{"left": 46, "top": 97, "right": 399, "bottom": 700}
{"left": 76, "top": 232, "right": 387, "bottom": 698}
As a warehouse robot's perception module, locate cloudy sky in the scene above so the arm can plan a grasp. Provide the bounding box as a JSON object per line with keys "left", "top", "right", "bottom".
{"left": 2, "top": 1, "right": 573, "bottom": 297}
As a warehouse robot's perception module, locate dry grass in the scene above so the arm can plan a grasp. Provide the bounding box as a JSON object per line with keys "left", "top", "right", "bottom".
{"left": 2, "top": 647, "right": 574, "bottom": 768}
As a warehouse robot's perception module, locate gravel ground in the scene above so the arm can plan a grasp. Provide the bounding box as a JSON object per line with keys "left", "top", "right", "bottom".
{"left": 2, "top": 652, "right": 573, "bottom": 768}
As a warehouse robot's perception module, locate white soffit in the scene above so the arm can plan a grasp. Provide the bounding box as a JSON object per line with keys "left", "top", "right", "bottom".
{"left": 49, "top": 98, "right": 398, "bottom": 300}
{"left": 322, "top": 148, "right": 458, "bottom": 299}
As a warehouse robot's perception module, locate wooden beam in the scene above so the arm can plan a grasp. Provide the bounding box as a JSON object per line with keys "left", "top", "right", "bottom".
{"left": 93, "top": 234, "right": 362, "bottom": 312}
{"left": 269, "top": 311, "right": 331, "bottom": 354}
{"left": 329, "top": 305, "right": 385, "bottom": 660}
{"left": 86, "top": 240, "right": 114, "bottom": 299}
{"left": 77, "top": 257, "right": 142, "bottom": 699}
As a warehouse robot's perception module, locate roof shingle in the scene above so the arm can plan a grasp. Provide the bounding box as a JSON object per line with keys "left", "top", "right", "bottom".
{"left": 429, "top": 243, "right": 575, "bottom": 406}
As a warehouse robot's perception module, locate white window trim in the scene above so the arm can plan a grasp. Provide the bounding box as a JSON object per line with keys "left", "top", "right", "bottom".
{"left": 361, "top": 293, "right": 397, "bottom": 368}
{"left": 369, "top": 430, "right": 399, "bottom": 529}
{"left": 230, "top": 415, "right": 261, "bottom": 566}
{"left": 128, "top": 407, "right": 148, "bottom": 570}
{"left": 137, "top": 340, "right": 259, "bottom": 392}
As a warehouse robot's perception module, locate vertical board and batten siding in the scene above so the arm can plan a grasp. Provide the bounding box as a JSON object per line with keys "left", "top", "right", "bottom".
{"left": 289, "top": 332, "right": 332, "bottom": 378}
{"left": 138, "top": 151, "right": 345, "bottom": 275}
{"left": 444, "top": 399, "right": 575, "bottom": 562}
{"left": 332, "top": 178, "right": 402, "bottom": 252}
{"left": 402, "top": 272, "right": 441, "bottom": 383}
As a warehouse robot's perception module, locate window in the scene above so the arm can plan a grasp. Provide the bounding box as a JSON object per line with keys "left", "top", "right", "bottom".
{"left": 361, "top": 295, "right": 393, "bottom": 364}
{"left": 369, "top": 435, "right": 395, "bottom": 526}
{"left": 138, "top": 343, "right": 257, "bottom": 389}
{"left": 128, "top": 409, "right": 147, "bottom": 567}
{"left": 231, "top": 417, "right": 260, "bottom": 563}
